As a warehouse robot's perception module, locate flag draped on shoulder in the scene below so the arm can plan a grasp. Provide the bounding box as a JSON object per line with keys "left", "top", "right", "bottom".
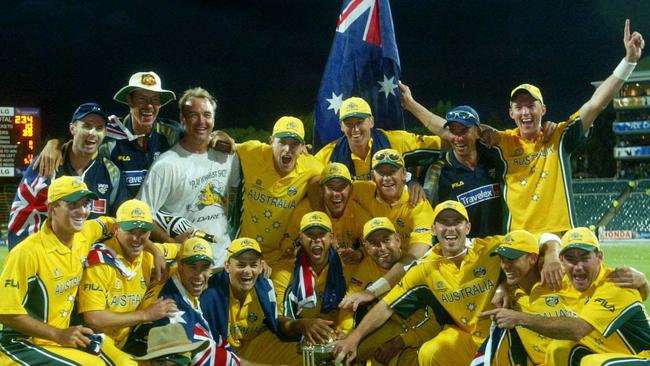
{"left": 314, "top": 0, "right": 404, "bottom": 148}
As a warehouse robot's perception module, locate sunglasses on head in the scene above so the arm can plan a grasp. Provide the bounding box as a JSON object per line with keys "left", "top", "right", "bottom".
{"left": 374, "top": 152, "right": 401, "bottom": 162}
{"left": 446, "top": 110, "right": 477, "bottom": 121}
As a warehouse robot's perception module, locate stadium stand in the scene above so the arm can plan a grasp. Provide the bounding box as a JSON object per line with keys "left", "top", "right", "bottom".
{"left": 572, "top": 179, "right": 629, "bottom": 227}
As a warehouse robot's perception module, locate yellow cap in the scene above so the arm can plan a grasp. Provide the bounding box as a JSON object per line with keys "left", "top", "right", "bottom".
{"left": 510, "top": 83, "right": 544, "bottom": 105}
{"left": 363, "top": 217, "right": 396, "bottom": 240}
{"left": 339, "top": 97, "right": 372, "bottom": 121}
{"left": 320, "top": 162, "right": 352, "bottom": 185}
{"left": 491, "top": 230, "right": 539, "bottom": 259}
{"left": 371, "top": 148, "right": 404, "bottom": 170}
{"left": 560, "top": 227, "right": 600, "bottom": 255}
{"left": 116, "top": 199, "right": 153, "bottom": 231}
{"left": 48, "top": 176, "right": 98, "bottom": 203}
{"left": 272, "top": 116, "right": 304, "bottom": 144}
{"left": 432, "top": 200, "right": 469, "bottom": 222}
{"left": 179, "top": 237, "right": 214, "bottom": 265}
{"left": 227, "top": 237, "right": 262, "bottom": 259}
{"left": 300, "top": 211, "right": 332, "bottom": 233}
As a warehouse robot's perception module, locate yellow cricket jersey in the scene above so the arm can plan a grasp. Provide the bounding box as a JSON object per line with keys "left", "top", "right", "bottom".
{"left": 78, "top": 239, "right": 177, "bottom": 347}
{"left": 352, "top": 181, "right": 434, "bottom": 248}
{"left": 237, "top": 140, "right": 323, "bottom": 264}
{"left": 337, "top": 257, "right": 440, "bottom": 348}
{"left": 382, "top": 236, "right": 504, "bottom": 346}
{"left": 568, "top": 265, "right": 650, "bottom": 356}
{"left": 507, "top": 280, "right": 581, "bottom": 364}
{"left": 496, "top": 114, "right": 588, "bottom": 234}
{"left": 315, "top": 129, "right": 442, "bottom": 180}
{"left": 0, "top": 218, "right": 112, "bottom": 346}
{"left": 227, "top": 288, "right": 267, "bottom": 349}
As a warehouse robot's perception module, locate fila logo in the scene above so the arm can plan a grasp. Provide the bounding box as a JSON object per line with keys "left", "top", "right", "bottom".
{"left": 117, "top": 155, "right": 131, "bottom": 161}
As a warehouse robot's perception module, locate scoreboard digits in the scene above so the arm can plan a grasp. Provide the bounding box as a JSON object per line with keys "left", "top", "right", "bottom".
{"left": 0, "top": 107, "right": 40, "bottom": 177}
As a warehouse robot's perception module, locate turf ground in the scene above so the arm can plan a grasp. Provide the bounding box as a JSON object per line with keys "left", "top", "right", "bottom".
{"left": 0, "top": 241, "right": 648, "bottom": 308}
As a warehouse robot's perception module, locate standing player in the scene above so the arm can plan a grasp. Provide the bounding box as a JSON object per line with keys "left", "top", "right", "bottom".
{"left": 138, "top": 87, "right": 239, "bottom": 268}
{"left": 400, "top": 83, "right": 506, "bottom": 237}
{"left": 485, "top": 20, "right": 644, "bottom": 234}
{"left": 233, "top": 116, "right": 323, "bottom": 267}
{"left": 316, "top": 96, "right": 443, "bottom": 181}
{"left": 480, "top": 227, "right": 650, "bottom": 365}
{"left": 0, "top": 177, "right": 112, "bottom": 365}
{"left": 8, "top": 102, "right": 127, "bottom": 249}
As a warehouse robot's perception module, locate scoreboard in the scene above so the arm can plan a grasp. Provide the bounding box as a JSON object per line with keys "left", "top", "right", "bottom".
{"left": 0, "top": 106, "right": 40, "bottom": 177}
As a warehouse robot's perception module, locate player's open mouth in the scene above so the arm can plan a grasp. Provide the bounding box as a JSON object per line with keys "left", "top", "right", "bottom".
{"left": 281, "top": 155, "right": 293, "bottom": 165}
{"left": 311, "top": 246, "right": 324, "bottom": 258}
{"left": 444, "top": 235, "right": 458, "bottom": 241}
{"left": 572, "top": 272, "right": 588, "bottom": 286}
{"left": 141, "top": 109, "right": 154, "bottom": 117}
{"left": 240, "top": 275, "right": 253, "bottom": 286}
{"left": 190, "top": 280, "right": 204, "bottom": 291}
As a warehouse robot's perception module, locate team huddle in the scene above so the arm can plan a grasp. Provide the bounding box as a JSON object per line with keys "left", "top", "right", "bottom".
{"left": 0, "top": 20, "right": 648, "bottom": 366}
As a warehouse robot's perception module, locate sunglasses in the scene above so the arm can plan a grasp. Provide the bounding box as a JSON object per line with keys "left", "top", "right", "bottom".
{"left": 446, "top": 110, "right": 477, "bottom": 121}
{"left": 374, "top": 152, "right": 401, "bottom": 162}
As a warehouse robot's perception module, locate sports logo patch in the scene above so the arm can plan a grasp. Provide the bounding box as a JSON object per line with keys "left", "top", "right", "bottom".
{"left": 287, "top": 186, "right": 298, "bottom": 196}
{"left": 545, "top": 295, "right": 559, "bottom": 307}
{"left": 141, "top": 74, "right": 157, "bottom": 86}
{"left": 97, "top": 184, "right": 108, "bottom": 195}
{"left": 473, "top": 266, "right": 486, "bottom": 278}
{"left": 457, "top": 184, "right": 500, "bottom": 207}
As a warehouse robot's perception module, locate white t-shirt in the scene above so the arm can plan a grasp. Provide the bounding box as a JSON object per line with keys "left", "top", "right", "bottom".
{"left": 138, "top": 143, "right": 240, "bottom": 267}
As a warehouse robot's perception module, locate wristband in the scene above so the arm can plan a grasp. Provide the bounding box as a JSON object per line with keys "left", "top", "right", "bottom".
{"left": 613, "top": 58, "right": 636, "bottom": 81}
{"left": 367, "top": 277, "right": 391, "bottom": 297}
{"left": 539, "top": 233, "right": 561, "bottom": 246}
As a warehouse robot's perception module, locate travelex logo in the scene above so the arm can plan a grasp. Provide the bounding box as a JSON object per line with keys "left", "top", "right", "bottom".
{"left": 125, "top": 170, "right": 147, "bottom": 186}
{"left": 457, "top": 184, "right": 500, "bottom": 207}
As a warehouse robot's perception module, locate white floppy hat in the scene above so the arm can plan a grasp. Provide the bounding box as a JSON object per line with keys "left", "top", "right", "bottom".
{"left": 113, "top": 71, "right": 176, "bottom": 106}
{"left": 131, "top": 323, "right": 209, "bottom": 362}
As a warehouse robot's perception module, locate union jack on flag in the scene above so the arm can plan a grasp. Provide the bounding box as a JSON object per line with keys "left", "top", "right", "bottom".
{"left": 192, "top": 323, "right": 241, "bottom": 366}
{"left": 314, "top": 0, "right": 404, "bottom": 148}
{"left": 8, "top": 166, "right": 50, "bottom": 250}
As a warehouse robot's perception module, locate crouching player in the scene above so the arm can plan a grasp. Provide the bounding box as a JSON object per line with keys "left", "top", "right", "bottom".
{"left": 337, "top": 217, "right": 444, "bottom": 365}
{"left": 78, "top": 199, "right": 179, "bottom": 365}
{"left": 479, "top": 228, "right": 650, "bottom": 365}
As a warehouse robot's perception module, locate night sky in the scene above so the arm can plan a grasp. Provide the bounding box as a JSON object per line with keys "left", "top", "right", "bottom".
{"left": 1, "top": 1, "right": 649, "bottom": 142}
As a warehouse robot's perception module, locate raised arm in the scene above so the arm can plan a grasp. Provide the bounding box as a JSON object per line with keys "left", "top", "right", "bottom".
{"left": 579, "top": 19, "right": 644, "bottom": 130}
{"left": 399, "top": 81, "right": 452, "bottom": 140}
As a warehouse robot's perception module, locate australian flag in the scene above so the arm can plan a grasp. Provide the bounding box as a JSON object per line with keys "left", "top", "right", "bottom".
{"left": 314, "top": 0, "right": 404, "bottom": 148}
{"left": 8, "top": 165, "right": 49, "bottom": 250}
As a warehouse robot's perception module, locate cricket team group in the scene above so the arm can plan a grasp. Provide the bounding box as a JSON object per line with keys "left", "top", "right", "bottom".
{"left": 0, "top": 19, "right": 647, "bottom": 366}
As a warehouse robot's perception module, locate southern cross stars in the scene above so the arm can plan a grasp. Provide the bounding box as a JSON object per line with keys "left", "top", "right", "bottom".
{"left": 378, "top": 75, "right": 397, "bottom": 98}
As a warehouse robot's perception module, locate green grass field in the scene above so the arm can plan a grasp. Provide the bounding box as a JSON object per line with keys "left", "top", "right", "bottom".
{"left": 0, "top": 242, "right": 648, "bottom": 309}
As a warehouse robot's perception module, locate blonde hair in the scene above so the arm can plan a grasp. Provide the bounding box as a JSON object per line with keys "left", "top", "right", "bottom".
{"left": 178, "top": 87, "right": 217, "bottom": 115}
